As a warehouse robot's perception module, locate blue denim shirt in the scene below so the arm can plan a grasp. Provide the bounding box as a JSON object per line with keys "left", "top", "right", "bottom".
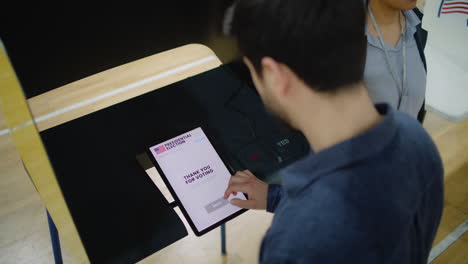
{"left": 260, "top": 104, "right": 443, "bottom": 264}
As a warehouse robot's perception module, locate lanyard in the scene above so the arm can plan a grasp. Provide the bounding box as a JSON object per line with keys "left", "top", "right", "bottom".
{"left": 368, "top": 6, "right": 407, "bottom": 109}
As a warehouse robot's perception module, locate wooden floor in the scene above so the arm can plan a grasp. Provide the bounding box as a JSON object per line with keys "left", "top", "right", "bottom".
{"left": 1, "top": 111, "right": 467, "bottom": 264}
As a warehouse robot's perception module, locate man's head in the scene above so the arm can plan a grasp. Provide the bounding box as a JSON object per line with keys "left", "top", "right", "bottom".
{"left": 229, "top": 0, "right": 368, "bottom": 128}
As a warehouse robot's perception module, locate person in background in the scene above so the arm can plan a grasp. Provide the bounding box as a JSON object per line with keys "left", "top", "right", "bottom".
{"left": 365, "top": 0, "right": 428, "bottom": 122}
{"left": 224, "top": 0, "right": 443, "bottom": 263}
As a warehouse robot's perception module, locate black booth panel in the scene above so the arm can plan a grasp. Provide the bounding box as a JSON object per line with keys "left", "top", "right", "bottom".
{"left": 0, "top": 1, "right": 236, "bottom": 99}
{"left": 40, "top": 65, "right": 309, "bottom": 263}
{"left": 40, "top": 82, "right": 205, "bottom": 263}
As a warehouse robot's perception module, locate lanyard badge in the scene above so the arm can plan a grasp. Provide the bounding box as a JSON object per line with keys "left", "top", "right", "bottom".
{"left": 368, "top": 6, "right": 407, "bottom": 109}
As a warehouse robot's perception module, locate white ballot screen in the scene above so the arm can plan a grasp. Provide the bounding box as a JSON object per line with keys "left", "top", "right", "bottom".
{"left": 149, "top": 127, "right": 246, "bottom": 232}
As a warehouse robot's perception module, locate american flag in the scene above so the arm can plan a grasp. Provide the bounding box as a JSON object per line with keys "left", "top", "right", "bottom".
{"left": 154, "top": 145, "right": 166, "bottom": 154}
{"left": 439, "top": 0, "right": 468, "bottom": 16}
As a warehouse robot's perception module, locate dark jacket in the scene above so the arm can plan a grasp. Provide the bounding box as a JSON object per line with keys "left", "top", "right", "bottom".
{"left": 413, "top": 8, "right": 428, "bottom": 123}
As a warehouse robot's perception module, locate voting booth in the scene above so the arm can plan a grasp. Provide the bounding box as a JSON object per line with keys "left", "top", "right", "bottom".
{"left": 422, "top": 0, "right": 468, "bottom": 122}
{"left": 0, "top": 43, "right": 309, "bottom": 263}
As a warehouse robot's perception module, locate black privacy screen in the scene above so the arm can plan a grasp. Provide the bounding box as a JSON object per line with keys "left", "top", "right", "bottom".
{"left": 40, "top": 64, "right": 310, "bottom": 263}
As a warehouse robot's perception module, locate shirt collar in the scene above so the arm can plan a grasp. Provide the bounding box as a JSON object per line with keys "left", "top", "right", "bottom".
{"left": 404, "top": 10, "right": 421, "bottom": 35}
{"left": 366, "top": 10, "right": 421, "bottom": 49}
{"left": 282, "top": 104, "right": 398, "bottom": 195}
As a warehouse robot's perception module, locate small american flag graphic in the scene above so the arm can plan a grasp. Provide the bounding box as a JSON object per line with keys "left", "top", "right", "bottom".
{"left": 439, "top": 0, "right": 468, "bottom": 16}
{"left": 154, "top": 145, "right": 167, "bottom": 154}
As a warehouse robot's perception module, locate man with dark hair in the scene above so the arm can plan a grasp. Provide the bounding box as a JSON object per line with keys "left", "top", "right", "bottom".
{"left": 223, "top": 0, "right": 444, "bottom": 263}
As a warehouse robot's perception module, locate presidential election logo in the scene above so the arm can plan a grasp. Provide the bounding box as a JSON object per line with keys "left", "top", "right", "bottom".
{"left": 153, "top": 133, "right": 192, "bottom": 155}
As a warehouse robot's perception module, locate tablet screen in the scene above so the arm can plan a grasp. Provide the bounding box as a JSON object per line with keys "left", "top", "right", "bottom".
{"left": 149, "top": 127, "right": 246, "bottom": 234}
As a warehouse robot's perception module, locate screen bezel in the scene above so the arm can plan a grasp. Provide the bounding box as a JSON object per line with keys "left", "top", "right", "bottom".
{"left": 146, "top": 125, "right": 248, "bottom": 236}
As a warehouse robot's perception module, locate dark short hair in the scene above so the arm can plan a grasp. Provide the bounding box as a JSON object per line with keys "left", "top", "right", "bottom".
{"left": 229, "top": 0, "right": 367, "bottom": 93}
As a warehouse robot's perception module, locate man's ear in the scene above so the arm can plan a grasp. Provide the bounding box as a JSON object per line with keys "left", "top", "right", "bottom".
{"left": 261, "top": 57, "right": 291, "bottom": 97}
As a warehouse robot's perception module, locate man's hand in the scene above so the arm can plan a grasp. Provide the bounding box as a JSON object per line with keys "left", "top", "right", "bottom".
{"left": 224, "top": 170, "right": 268, "bottom": 210}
